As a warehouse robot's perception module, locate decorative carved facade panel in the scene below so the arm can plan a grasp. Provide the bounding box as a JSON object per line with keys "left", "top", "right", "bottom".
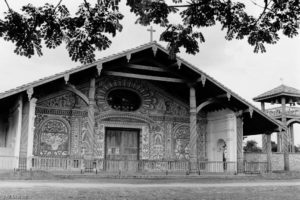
{"left": 197, "top": 119, "right": 207, "bottom": 160}
{"left": 149, "top": 123, "right": 164, "bottom": 160}
{"left": 37, "top": 92, "right": 86, "bottom": 109}
{"left": 32, "top": 76, "right": 195, "bottom": 161}
{"left": 173, "top": 124, "right": 190, "bottom": 160}
{"left": 36, "top": 118, "right": 70, "bottom": 157}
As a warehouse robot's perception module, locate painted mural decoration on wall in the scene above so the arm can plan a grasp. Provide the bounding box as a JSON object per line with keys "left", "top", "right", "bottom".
{"left": 70, "top": 117, "right": 81, "bottom": 157}
{"left": 156, "top": 94, "right": 189, "bottom": 117}
{"left": 149, "top": 124, "right": 164, "bottom": 160}
{"left": 38, "top": 119, "right": 70, "bottom": 157}
{"left": 197, "top": 118, "right": 207, "bottom": 161}
{"left": 94, "top": 122, "right": 105, "bottom": 159}
{"left": 37, "top": 92, "right": 86, "bottom": 109}
{"left": 32, "top": 76, "right": 191, "bottom": 161}
{"left": 174, "top": 125, "right": 190, "bottom": 160}
{"left": 95, "top": 77, "right": 158, "bottom": 114}
{"left": 141, "top": 126, "right": 150, "bottom": 160}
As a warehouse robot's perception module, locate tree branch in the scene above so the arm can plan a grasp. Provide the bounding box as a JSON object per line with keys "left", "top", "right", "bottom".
{"left": 168, "top": 4, "right": 190, "bottom": 8}
{"left": 3, "top": 0, "right": 12, "bottom": 11}
{"left": 83, "top": 0, "right": 91, "bottom": 12}
{"left": 255, "top": 0, "right": 271, "bottom": 23}
{"left": 54, "top": 0, "right": 63, "bottom": 11}
{"left": 250, "top": 0, "right": 273, "bottom": 12}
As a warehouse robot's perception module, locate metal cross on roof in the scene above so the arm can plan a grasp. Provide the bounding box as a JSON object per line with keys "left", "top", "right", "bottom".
{"left": 147, "top": 26, "right": 156, "bottom": 42}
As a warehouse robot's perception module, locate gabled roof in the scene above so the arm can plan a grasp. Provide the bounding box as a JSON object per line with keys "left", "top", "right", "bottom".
{"left": 0, "top": 41, "right": 284, "bottom": 132}
{"left": 253, "top": 84, "right": 300, "bottom": 102}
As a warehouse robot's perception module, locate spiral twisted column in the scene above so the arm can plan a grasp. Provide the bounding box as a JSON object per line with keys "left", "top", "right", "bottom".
{"left": 281, "top": 96, "right": 289, "bottom": 171}
{"left": 189, "top": 87, "right": 198, "bottom": 172}
{"left": 86, "top": 78, "right": 96, "bottom": 158}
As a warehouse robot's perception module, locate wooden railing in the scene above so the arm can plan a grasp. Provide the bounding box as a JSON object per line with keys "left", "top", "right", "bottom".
{"left": 31, "top": 157, "right": 82, "bottom": 171}
{"left": 2, "top": 156, "right": 271, "bottom": 174}
{"left": 244, "top": 161, "right": 268, "bottom": 174}
{"left": 29, "top": 157, "right": 237, "bottom": 174}
{"left": 198, "top": 161, "right": 236, "bottom": 173}
{"left": 0, "top": 156, "right": 268, "bottom": 174}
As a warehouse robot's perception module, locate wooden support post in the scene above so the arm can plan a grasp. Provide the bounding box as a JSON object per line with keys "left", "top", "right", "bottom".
{"left": 277, "top": 132, "right": 282, "bottom": 152}
{"left": 14, "top": 95, "right": 23, "bottom": 169}
{"left": 189, "top": 86, "right": 198, "bottom": 172}
{"left": 281, "top": 97, "right": 289, "bottom": 171}
{"left": 86, "top": 78, "right": 96, "bottom": 158}
{"left": 26, "top": 98, "right": 37, "bottom": 169}
{"left": 290, "top": 125, "right": 295, "bottom": 153}
{"left": 236, "top": 113, "right": 244, "bottom": 174}
{"left": 261, "top": 102, "right": 268, "bottom": 153}
{"left": 266, "top": 133, "right": 272, "bottom": 173}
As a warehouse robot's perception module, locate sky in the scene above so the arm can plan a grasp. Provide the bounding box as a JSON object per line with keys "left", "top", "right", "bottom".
{"left": 0, "top": 0, "right": 299, "bottom": 146}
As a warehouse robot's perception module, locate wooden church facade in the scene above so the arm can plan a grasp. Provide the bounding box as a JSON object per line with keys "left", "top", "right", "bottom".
{"left": 0, "top": 42, "right": 282, "bottom": 173}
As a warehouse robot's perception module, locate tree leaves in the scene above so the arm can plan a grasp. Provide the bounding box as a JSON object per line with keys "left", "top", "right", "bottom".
{"left": 0, "top": 0, "right": 299, "bottom": 64}
{"left": 160, "top": 24, "right": 203, "bottom": 59}
{"left": 0, "top": 1, "right": 123, "bottom": 64}
{"left": 127, "top": 0, "right": 177, "bottom": 26}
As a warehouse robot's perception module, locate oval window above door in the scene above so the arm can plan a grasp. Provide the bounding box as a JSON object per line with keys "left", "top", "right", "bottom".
{"left": 107, "top": 89, "right": 141, "bottom": 112}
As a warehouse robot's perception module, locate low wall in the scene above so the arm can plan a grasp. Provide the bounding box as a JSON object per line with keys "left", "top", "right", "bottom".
{"left": 271, "top": 153, "right": 284, "bottom": 171}
{"left": 0, "top": 156, "right": 18, "bottom": 169}
{"left": 244, "top": 152, "right": 300, "bottom": 171}
{"left": 289, "top": 154, "right": 300, "bottom": 171}
{"left": 0, "top": 147, "right": 14, "bottom": 156}
{"left": 244, "top": 153, "right": 284, "bottom": 171}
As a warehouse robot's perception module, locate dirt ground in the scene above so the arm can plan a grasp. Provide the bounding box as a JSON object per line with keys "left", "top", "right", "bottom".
{"left": 1, "top": 171, "right": 300, "bottom": 200}
{"left": 0, "top": 178, "right": 300, "bottom": 200}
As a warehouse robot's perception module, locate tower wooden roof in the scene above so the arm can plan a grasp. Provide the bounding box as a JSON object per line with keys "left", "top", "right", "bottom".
{"left": 253, "top": 84, "right": 300, "bottom": 103}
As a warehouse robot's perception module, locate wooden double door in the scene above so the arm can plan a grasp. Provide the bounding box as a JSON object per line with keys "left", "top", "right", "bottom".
{"left": 105, "top": 128, "right": 140, "bottom": 160}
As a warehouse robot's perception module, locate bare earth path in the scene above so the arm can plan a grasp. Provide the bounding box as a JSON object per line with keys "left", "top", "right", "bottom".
{"left": 0, "top": 179, "right": 300, "bottom": 200}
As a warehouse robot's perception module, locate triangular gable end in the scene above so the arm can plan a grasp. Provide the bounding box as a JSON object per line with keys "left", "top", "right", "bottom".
{"left": 0, "top": 41, "right": 283, "bottom": 134}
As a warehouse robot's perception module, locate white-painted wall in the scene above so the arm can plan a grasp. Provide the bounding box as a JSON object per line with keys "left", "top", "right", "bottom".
{"left": 206, "top": 109, "right": 237, "bottom": 162}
